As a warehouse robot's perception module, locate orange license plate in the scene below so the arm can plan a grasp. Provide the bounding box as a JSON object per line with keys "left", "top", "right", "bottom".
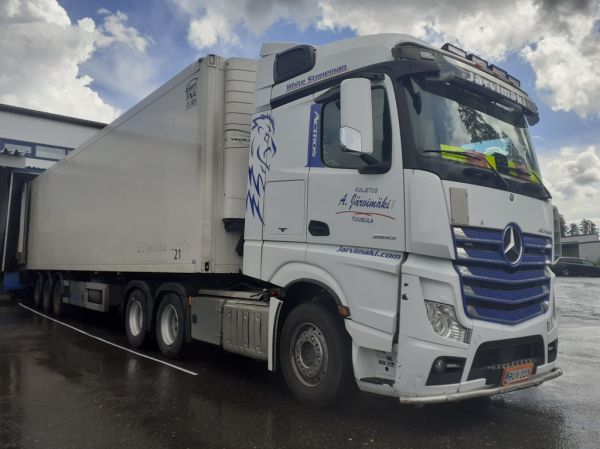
{"left": 500, "top": 362, "right": 535, "bottom": 386}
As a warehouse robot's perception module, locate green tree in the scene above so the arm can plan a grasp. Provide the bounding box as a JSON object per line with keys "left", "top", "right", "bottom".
{"left": 559, "top": 214, "right": 568, "bottom": 237}
{"left": 569, "top": 222, "right": 580, "bottom": 236}
{"left": 579, "top": 219, "right": 597, "bottom": 235}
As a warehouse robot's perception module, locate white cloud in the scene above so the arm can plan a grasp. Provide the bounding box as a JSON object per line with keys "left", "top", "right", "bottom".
{"left": 96, "top": 10, "right": 152, "bottom": 53}
{"left": 521, "top": 17, "right": 600, "bottom": 118}
{"left": 171, "top": 0, "right": 316, "bottom": 51}
{"left": 0, "top": 1, "right": 153, "bottom": 122}
{"left": 539, "top": 146, "right": 600, "bottom": 223}
{"left": 171, "top": 0, "right": 600, "bottom": 118}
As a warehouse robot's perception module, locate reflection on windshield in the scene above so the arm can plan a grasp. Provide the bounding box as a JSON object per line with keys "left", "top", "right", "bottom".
{"left": 404, "top": 77, "right": 541, "bottom": 180}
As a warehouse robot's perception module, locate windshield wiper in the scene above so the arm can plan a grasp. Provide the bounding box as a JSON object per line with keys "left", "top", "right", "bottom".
{"left": 423, "top": 149, "right": 509, "bottom": 189}
{"left": 509, "top": 166, "right": 552, "bottom": 200}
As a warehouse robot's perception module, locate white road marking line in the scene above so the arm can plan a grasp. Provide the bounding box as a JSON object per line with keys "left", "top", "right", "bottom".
{"left": 18, "top": 302, "right": 199, "bottom": 376}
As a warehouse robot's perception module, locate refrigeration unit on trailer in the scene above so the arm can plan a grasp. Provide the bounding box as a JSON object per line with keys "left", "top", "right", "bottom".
{"left": 12, "top": 34, "right": 561, "bottom": 406}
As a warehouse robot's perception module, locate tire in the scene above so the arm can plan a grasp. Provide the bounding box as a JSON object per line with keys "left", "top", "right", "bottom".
{"left": 32, "top": 274, "right": 43, "bottom": 309}
{"left": 280, "top": 301, "right": 355, "bottom": 407}
{"left": 561, "top": 268, "right": 569, "bottom": 277}
{"left": 155, "top": 293, "right": 186, "bottom": 358}
{"left": 52, "top": 276, "right": 66, "bottom": 317}
{"left": 125, "top": 289, "right": 148, "bottom": 348}
{"left": 42, "top": 275, "right": 53, "bottom": 314}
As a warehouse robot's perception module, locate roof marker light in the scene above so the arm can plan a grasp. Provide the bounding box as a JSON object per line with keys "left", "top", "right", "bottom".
{"left": 441, "top": 43, "right": 467, "bottom": 59}
{"left": 508, "top": 75, "right": 521, "bottom": 88}
{"left": 467, "top": 54, "right": 488, "bottom": 69}
{"left": 489, "top": 65, "right": 509, "bottom": 81}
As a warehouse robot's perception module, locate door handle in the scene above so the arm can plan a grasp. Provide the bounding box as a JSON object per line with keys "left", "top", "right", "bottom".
{"left": 308, "top": 220, "right": 330, "bottom": 236}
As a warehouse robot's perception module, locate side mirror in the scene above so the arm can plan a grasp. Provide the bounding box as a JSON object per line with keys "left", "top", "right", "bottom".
{"left": 340, "top": 78, "right": 373, "bottom": 155}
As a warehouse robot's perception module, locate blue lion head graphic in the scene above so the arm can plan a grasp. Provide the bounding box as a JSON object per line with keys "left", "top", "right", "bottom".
{"left": 247, "top": 113, "right": 277, "bottom": 224}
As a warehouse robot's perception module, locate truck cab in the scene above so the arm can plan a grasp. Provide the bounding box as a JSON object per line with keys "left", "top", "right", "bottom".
{"left": 244, "top": 34, "right": 561, "bottom": 404}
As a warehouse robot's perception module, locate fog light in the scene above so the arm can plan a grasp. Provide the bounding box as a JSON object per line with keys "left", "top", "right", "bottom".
{"left": 433, "top": 358, "right": 446, "bottom": 374}
{"left": 425, "top": 301, "right": 471, "bottom": 344}
{"left": 426, "top": 357, "right": 466, "bottom": 386}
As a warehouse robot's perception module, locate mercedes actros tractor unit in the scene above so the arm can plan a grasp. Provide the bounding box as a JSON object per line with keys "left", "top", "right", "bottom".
{"left": 0, "top": 34, "right": 562, "bottom": 406}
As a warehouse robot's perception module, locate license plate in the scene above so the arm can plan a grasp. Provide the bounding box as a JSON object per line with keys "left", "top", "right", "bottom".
{"left": 500, "top": 362, "right": 534, "bottom": 386}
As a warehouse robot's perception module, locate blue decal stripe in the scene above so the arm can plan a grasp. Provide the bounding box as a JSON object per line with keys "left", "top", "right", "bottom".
{"left": 306, "top": 103, "right": 323, "bottom": 168}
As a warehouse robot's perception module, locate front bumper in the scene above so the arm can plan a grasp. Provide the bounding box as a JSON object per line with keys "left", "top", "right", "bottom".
{"left": 399, "top": 367, "right": 562, "bottom": 404}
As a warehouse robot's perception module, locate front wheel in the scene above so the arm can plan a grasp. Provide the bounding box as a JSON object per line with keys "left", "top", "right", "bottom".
{"left": 156, "top": 293, "right": 185, "bottom": 358}
{"left": 280, "top": 301, "right": 355, "bottom": 407}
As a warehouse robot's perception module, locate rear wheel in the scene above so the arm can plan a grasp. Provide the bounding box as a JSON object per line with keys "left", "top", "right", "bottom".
{"left": 280, "top": 300, "right": 355, "bottom": 407}
{"left": 32, "top": 274, "right": 43, "bottom": 309}
{"left": 156, "top": 293, "right": 185, "bottom": 358}
{"left": 125, "top": 289, "right": 148, "bottom": 348}
{"left": 42, "top": 275, "right": 53, "bottom": 314}
{"left": 52, "top": 277, "right": 66, "bottom": 317}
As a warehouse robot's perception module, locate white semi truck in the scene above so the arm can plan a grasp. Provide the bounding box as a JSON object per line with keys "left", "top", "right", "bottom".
{"left": 4, "top": 34, "right": 562, "bottom": 406}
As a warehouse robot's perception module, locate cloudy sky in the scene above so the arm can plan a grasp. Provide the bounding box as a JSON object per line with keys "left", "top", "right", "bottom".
{"left": 1, "top": 0, "right": 599, "bottom": 224}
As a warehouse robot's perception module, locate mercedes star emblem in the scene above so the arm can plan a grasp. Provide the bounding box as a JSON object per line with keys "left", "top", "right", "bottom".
{"left": 502, "top": 224, "right": 523, "bottom": 265}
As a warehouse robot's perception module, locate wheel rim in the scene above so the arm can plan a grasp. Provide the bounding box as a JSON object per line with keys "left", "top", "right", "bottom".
{"left": 128, "top": 300, "right": 143, "bottom": 337}
{"left": 160, "top": 304, "right": 179, "bottom": 346}
{"left": 289, "top": 322, "right": 329, "bottom": 387}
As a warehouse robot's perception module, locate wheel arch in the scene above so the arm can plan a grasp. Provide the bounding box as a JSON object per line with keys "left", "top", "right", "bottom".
{"left": 269, "top": 262, "right": 349, "bottom": 307}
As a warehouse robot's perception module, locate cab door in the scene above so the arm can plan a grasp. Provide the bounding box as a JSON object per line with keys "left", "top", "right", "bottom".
{"left": 306, "top": 75, "right": 404, "bottom": 252}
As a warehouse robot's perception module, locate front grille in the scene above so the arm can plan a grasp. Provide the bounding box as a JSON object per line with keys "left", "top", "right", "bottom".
{"left": 453, "top": 225, "right": 552, "bottom": 325}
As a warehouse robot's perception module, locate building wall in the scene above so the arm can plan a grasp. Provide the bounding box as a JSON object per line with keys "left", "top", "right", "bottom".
{"left": 0, "top": 104, "right": 105, "bottom": 170}
{"left": 0, "top": 108, "right": 103, "bottom": 149}
{"left": 579, "top": 241, "right": 600, "bottom": 264}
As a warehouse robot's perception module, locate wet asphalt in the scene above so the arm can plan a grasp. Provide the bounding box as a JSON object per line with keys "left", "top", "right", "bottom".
{"left": 0, "top": 277, "right": 599, "bottom": 449}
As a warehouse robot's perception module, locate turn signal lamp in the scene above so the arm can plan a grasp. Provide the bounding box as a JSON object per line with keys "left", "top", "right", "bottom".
{"left": 337, "top": 305, "right": 351, "bottom": 318}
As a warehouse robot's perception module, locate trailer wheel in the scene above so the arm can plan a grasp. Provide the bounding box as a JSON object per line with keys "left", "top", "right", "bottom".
{"left": 156, "top": 293, "right": 185, "bottom": 358}
{"left": 52, "top": 277, "right": 66, "bottom": 317}
{"left": 42, "top": 275, "right": 53, "bottom": 314}
{"left": 280, "top": 301, "right": 354, "bottom": 407}
{"left": 125, "top": 289, "right": 148, "bottom": 348}
{"left": 33, "top": 274, "right": 43, "bottom": 309}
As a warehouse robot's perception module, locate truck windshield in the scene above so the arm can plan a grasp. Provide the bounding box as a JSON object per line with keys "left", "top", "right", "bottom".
{"left": 401, "top": 76, "right": 544, "bottom": 195}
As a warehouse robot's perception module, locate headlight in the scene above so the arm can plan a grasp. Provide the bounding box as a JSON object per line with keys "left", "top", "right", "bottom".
{"left": 425, "top": 301, "right": 471, "bottom": 344}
